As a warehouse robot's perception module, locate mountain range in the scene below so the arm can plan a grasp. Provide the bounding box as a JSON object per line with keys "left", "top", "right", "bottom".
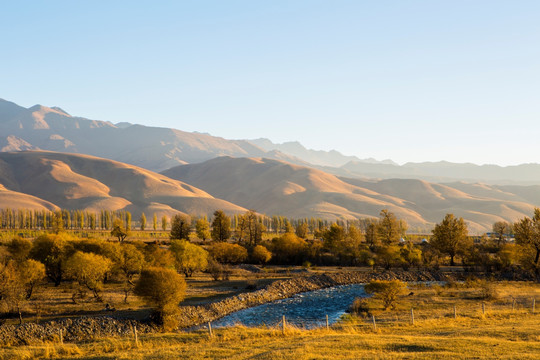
{"left": 2, "top": 98, "right": 540, "bottom": 233}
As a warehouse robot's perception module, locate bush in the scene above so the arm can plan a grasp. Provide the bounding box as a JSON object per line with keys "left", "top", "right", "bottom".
{"left": 364, "top": 280, "right": 407, "bottom": 310}
{"left": 134, "top": 267, "right": 186, "bottom": 330}
{"left": 349, "top": 297, "right": 371, "bottom": 316}
{"left": 251, "top": 245, "right": 272, "bottom": 265}
{"left": 210, "top": 242, "right": 248, "bottom": 264}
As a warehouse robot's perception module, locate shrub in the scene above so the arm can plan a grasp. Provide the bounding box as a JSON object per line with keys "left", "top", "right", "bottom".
{"left": 210, "top": 242, "right": 248, "bottom": 264}
{"left": 251, "top": 245, "right": 272, "bottom": 265}
{"left": 349, "top": 297, "right": 371, "bottom": 316}
{"left": 364, "top": 280, "right": 407, "bottom": 310}
{"left": 134, "top": 267, "right": 186, "bottom": 330}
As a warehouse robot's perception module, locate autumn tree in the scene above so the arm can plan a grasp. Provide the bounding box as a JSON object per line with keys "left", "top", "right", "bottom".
{"left": 209, "top": 242, "right": 248, "bottom": 264}
{"left": 170, "top": 214, "right": 191, "bottom": 241}
{"left": 111, "top": 218, "right": 129, "bottom": 242}
{"left": 195, "top": 217, "right": 210, "bottom": 241}
{"left": 169, "top": 240, "right": 208, "bottom": 277}
{"left": 30, "top": 234, "right": 71, "bottom": 286}
{"left": 140, "top": 212, "right": 147, "bottom": 231}
{"left": 211, "top": 210, "right": 231, "bottom": 242}
{"left": 272, "top": 233, "right": 306, "bottom": 264}
{"left": 492, "top": 221, "right": 511, "bottom": 245}
{"left": 238, "top": 210, "right": 265, "bottom": 247}
{"left": 513, "top": 208, "right": 540, "bottom": 267}
{"left": 64, "top": 251, "right": 112, "bottom": 302}
{"left": 51, "top": 210, "right": 64, "bottom": 234}
{"left": 430, "top": 213, "right": 470, "bottom": 266}
{"left": 295, "top": 223, "right": 309, "bottom": 238}
{"left": 134, "top": 267, "right": 186, "bottom": 330}
{"left": 377, "top": 210, "right": 404, "bottom": 245}
{"left": 161, "top": 215, "right": 168, "bottom": 231}
{"left": 153, "top": 213, "right": 157, "bottom": 231}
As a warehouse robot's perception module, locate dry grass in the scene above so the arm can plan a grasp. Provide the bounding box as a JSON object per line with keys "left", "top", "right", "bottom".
{"left": 1, "top": 281, "right": 538, "bottom": 359}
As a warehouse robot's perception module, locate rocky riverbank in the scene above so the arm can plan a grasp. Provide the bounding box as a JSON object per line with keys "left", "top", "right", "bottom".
{"left": 0, "top": 270, "right": 447, "bottom": 345}
{"left": 176, "top": 270, "right": 447, "bottom": 328}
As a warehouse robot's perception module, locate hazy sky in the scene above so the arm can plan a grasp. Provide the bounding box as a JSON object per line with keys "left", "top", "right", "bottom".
{"left": 2, "top": 1, "right": 539, "bottom": 165}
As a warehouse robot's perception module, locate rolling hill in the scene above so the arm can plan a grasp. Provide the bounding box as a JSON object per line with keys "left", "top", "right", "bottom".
{"left": 163, "top": 157, "right": 540, "bottom": 233}
{"left": 0, "top": 151, "right": 246, "bottom": 218}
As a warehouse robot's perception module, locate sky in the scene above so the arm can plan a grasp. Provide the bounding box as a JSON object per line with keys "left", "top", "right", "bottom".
{"left": 1, "top": 0, "right": 539, "bottom": 166}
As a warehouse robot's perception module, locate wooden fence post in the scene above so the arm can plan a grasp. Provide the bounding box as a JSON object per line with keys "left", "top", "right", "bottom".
{"left": 533, "top": 298, "right": 536, "bottom": 314}
{"left": 512, "top": 299, "right": 516, "bottom": 311}
{"left": 326, "top": 314, "right": 329, "bottom": 330}
{"left": 372, "top": 315, "right": 377, "bottom": 331}
{"left": 59, "top": 329, "right": 63, "bottom": 344}
{"left": 208, "top": 321, "right": 213, "bottom": 338}
{"left": 410, "top": 308, "right": 414, "bottom": 325}
{"left": 282, "top": 315, "right": 286, "bottom": 335}
{"left": 132, "top": 325, "right": 139, "bottom": 347}
{"left": 482, "top": 302, "right": 485, "bottom": 315}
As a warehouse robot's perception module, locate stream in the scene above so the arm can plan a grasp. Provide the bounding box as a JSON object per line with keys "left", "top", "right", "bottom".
{"left": 209, "top": 284, "right": 367, "bottom": 329}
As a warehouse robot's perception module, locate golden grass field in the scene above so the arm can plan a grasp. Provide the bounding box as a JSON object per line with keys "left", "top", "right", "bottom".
{"left": 1, "top": 279, "right": 538, "bottom": 359}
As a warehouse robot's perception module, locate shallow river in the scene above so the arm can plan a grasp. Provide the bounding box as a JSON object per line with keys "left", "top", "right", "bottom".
{"left": 210, "top": 284, "right": 366, "bottom": 329}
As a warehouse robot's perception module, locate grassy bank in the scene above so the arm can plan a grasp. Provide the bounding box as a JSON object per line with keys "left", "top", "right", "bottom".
{"left": 1, "top": 281, "right": 538, "bottom": 359}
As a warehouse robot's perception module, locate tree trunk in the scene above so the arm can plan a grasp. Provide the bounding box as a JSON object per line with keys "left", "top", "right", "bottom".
{"left": 450, "top": 254, "right": 455, "bottom": 266}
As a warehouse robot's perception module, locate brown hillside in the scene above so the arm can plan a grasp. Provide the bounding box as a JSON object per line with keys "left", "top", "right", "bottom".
{"left": 163, "top": 157, "right": 540, "bottom": 233}
{"left": 0, "top": 151, "right": 246, "bottom": 218}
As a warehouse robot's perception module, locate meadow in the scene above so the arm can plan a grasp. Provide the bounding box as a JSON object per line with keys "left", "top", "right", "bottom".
{"left": 1, "top": 279, "right": 538, "bottom": 359}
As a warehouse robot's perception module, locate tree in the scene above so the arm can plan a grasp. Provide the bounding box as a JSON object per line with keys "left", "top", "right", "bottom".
{"left": 134, "top": 267, "right": 186, "bottom": 330}
{"left": 195, "top": 218, "right": 210, "bottom": 241}
{"left": 51, "top": 210, "right": 64, "bottom": 234}
{"left": 140, "top": 212, "right": 147, "bottom": 231}
{"left": 430, "top": 213, "right": 470, "bottom": 266}
{"left": 64, "top": 251, "right": 112, "bottom": 302}
{"left": 30, "top": 234, "right": 71, "bottom": 286}
{"left": 323, "top": 223, "right": 346, "bottom": 253}
{"left": 17, "top": 259, "right": 46, "bottom": 300}
{"left": 272, "top": 233, "right": 306, "bottom": 264}
{"left": 238, "top": 210, "right": 265, "bottom": 247}
{"left": 209, "top": 243, "right": 248, "bottom": 264}
{"left": 115, "top": 244, "right": 145, "bottom": 302}
{"left": 295, "top": 223, "right": 309, "bottom": 238}
{"left": 211, "top": 210, "right": 231, "bottom": 242}
{"left": 111, "top": 218, "right": 129, "bottom": 242}
{"left": 364, "top": 280, "right": 407, "bottom": 310}
{"left": 169, "top": 240, "right": 208, "bottom": 277}
{"left": 161, "top": 215, "right": 168, "bottom": 231}
{"left": 377, "top": 210, "right": 403, "bottom": 245}
{"left": 400, "top": 241, "right": 422, "bottom": 270}
{"left": 170, "top": 214, "right": 191, "bottom": 241}
{"left": 492, "top": 221, "right": 511, "bottom": 245}
{"left": 7, "top": 237, "right": 33, "bottom": 263}
{"left": 153, "top": 213, "right": 158, "bottom": 231}
{"left": 513, "top": 208, "right": 540, "bottom": 266}
{"left": 251, "top": 245, "right": 272, "bottom": 265}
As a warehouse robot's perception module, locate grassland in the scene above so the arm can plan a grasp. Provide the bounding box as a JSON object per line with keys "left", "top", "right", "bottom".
{"left": 1, "top": 280, "right": 538, "bottom": 359}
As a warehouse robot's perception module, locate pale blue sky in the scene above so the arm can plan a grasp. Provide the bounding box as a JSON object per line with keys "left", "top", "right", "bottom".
{"left": 2, "top": 1, "right": 539, "bottom": 165}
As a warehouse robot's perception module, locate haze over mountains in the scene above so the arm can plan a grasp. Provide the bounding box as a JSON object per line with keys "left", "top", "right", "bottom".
{"left": 2, "top": 98, "right": 540, "bottom": 233}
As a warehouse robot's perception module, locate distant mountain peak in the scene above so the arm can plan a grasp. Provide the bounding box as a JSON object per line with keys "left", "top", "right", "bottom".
{"left": 248, "top": 138, "right": 397, "bottom": 167}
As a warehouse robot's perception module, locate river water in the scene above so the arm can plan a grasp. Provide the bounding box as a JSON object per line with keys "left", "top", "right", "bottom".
{"left": 210, "top": 284, "right": 367, "bottom": 329}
